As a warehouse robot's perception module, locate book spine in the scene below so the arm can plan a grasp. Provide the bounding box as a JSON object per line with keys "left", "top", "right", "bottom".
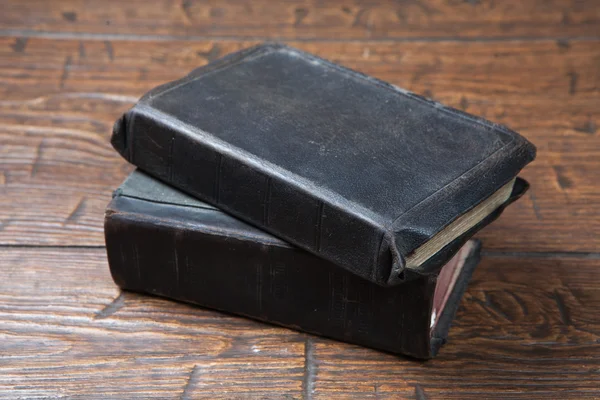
{"left": 104, "top": 195, "right": 433, "bottom": 358}
{"left": 111, "top": 107, "right": 397, "bottom": 286}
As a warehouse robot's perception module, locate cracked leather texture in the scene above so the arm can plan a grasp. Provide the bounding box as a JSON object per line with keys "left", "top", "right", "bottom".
{"left": 111, "top": 43, "right": 535, "bottom": 286}
{"left": 105, "top": 170, "right": 482, "bottom": 359}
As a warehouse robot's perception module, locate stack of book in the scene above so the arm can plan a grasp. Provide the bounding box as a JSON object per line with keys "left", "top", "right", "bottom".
{"left": 104, "top": 44, "right": 535, "bottom": 359}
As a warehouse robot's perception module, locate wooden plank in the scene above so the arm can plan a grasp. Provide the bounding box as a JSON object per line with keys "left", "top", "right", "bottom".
{"left": 0, "top": 248, "right": 306, "bottom": 399}
{"left": 310, "top": 255, "right": 600, "bottom": 399}
{"left": 2, "top": 0, "right": 600, "bottom": 40}
{"left": 1, "top": 38, "right": 599, "bottom": 251}
{"left": 2, "top": 249, "right": 599, "bottom": 398}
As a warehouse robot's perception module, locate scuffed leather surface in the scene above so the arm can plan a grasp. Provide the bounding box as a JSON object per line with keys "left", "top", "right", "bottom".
{"left": 111, "top": 43, "right": 535, "bottom": 286}
{"left": 398, "top": 177, "right": 529, "bottom": 283}
{"left": 105, "top": 170, "right": 482, "bottom": 359}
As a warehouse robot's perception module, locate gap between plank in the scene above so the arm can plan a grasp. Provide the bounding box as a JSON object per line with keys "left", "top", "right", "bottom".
{"left": 0, "top": 29, "right": 599, "bottom": 43}
{"left": 0, "top": 244, "right": 106, "bottom": 249}
{"left": 1, "top": 245, "right": 599, "bottom": 260}
{"left": 481, "top": 251, "right": 600, "bottom": 259}
{"left": 302, "top": 337, "right": 316, "bottom": 400}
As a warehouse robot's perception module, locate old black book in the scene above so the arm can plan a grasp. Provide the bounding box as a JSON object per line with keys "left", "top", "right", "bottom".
{"left": 105, "top": 171, "right": 484, "bottom": 359}
{"left": 111, "top": 43, "right": 535, "bottom": 286}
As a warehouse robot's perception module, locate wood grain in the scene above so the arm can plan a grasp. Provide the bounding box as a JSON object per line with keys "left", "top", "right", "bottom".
{"left": 1, "top": 37, "right": 599, "bottom": 252}
{"left": 311, "top": 254, "right": 600, "bottom": 399}
{"left": 1, "top": 249, "right": 598, "bottom": 399}
{"left": 2, "top": 0, "right": 600, "bottom": 40}
{"left": 2, "top": 1, "right": 599, "bottom": 398}
{"left": 0, "top": 248, "right": 306, "bottom": 399}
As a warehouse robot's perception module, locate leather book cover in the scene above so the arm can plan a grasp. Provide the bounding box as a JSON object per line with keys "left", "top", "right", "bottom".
{"left": 111, "top": 43, "right": 535, "bottom": 286}
{"left": 105, "top": 171, "right": 483, "bottom": 359}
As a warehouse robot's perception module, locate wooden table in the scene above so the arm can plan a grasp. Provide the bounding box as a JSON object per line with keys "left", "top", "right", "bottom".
{"left": 1, "top": 1, "right": 599, "bottom": 398}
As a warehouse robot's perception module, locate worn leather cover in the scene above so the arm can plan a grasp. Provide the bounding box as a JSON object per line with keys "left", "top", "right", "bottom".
{"left": 105, "top": 171, "right": 482, "bottom": 359}
{"left": 111, "top": 43, "right": 535, "bottom": 286}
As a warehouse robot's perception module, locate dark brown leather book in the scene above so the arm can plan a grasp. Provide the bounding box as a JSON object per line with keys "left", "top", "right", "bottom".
{"left": 111, "top": 43, "right": 535, "bottom": 286}
{"left": 105, "top": 171, "right": 483, "bottom": 359}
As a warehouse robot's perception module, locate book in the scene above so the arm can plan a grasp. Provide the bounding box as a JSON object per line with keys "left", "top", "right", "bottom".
{"left": 105, "top": 170, "right": 484, "bottom": 359}
{"left": 111, "top": 43, "right": 535, "bottom": 286}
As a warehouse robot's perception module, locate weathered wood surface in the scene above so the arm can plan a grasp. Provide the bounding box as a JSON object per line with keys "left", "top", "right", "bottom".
{"left": 2, "top": 1, "right": 600, "bottom": 398}
{"left": 1, "top": 38, "right": 599, "bottom": 251}
{"left": 0, "top": 249, "right": 306, "bottom": 399}
{"left": 1, "top": 249, "right": 599, "bottom": 399}
{"left": 2, "top": 0, "right": 600, "bottom": 40}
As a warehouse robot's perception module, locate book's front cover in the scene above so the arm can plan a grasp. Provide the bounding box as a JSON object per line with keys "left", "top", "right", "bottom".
{"left": 105, "top": 171, "right": 482, "bottom": 359}
{"left": 112, "top": 44, "right": 534, "bottom": 286}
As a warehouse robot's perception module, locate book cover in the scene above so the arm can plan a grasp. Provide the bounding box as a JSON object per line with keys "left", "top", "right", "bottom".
{"left": 105, "top": 171, "right": 484, "bottom": 359}
{"left": 111, "top": 43, "right": 534, "bottom": 286}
